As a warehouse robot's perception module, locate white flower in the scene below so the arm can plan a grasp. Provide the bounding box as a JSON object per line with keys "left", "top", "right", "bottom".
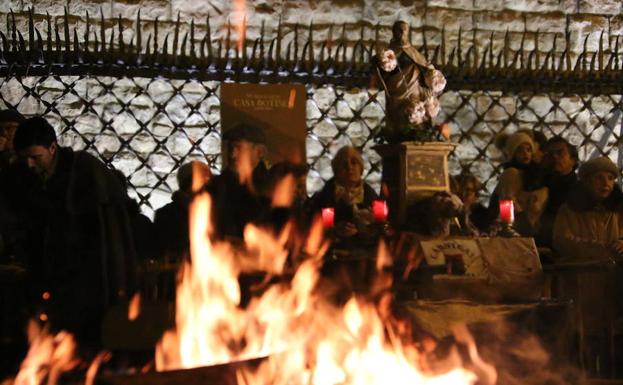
{"left": 425, "top": 69, "right": 446, "bottom": 94}
{"left": 425, "top": 95, "right": 440, "bottom": 118}
{"left": 407, "top": 100, "right": 427, "bottom": 125}
{"left": 379, "top": 49, "right": 397, "bottom": 72}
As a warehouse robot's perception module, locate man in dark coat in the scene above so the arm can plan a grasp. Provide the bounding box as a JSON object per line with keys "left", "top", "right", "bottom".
{"left": 536, "top": 137, "right": 579, "bottom": 247}
{"left": 207, "top": 123, "right": 270, "bottom": 240}
{"left": 5, "top": 117, "right": 137, "bottom": 347}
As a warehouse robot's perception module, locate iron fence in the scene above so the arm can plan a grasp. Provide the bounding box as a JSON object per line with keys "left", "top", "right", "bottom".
{"left": 1, "top": 9, "right": 622, "bottom": 216}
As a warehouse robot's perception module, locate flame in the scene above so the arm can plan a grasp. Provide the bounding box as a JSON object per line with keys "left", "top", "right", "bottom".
{"left": 154, "top": 186, "right": 491, "bottom": 385}
{"left": 233, "top": 0, "right": 247, "bottom": 52}
{"left": 128, "top": 292, "right": 141, "bottom": 321}
{"left": 271, "top": 173, "right": 296, "bottom": 208}
{"left": 11, "top": 321, "right": 79, "bottom": 385}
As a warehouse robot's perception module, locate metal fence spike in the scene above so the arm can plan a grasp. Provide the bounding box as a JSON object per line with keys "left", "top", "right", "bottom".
{"left": 308, "top": 21, "right": 314, "bottom": 63}
{"left": 614, "top": 35, "right": 620, "bottom": 70}
{"left": 162, "top": 32, "right": 169, "bottom": 58}
{"left": 84, "top": 11, "right": 91, "bottom": 53}
{"left": 181, "top": 32, "right": 188, "bottom": 61}
{"left": 457, "top": 27, "right": 462, "bottom": 67}
{"left": 598, "top": 30, "right": 604, "bottom": 71}
{"left": 10, "top": 10, "right": 17, "bottom": 52}
{"left": 17, "top": 31, "right": 26, "bottom": 62}
{"left": 118, "top": 15, "right": 125, "bottom": 54}
{"left": 136, "top": 10, "right": 142, "bottom": 56}
{"left": 46, "top": 12, "right": 52, "bottom": 53}
{"left": 145, "top": 33, "right": 151, "bottom": 57}
{"left": 35, "top": 28, "right": 43, "bottom": 59}
{"left": 100, "top": 8, "right": 106, "bottom": 54}
{"left": 28, "top": 7, "right": 34, "bottom": 52}
{"left": 73, "top": 28, "right": 81, "bottom": 62}
{"left": 534, "top": 29, "right": 540, "bottom": 69}
{"left": 582, "top": 33, "right": 590, "bottom": 71}
{"left": 503, "top": 28, "right": 509, "bottom": 69}
{"left": 173, "top": 12, "right": 180, "bottom": 58}
{"left": 153, "top": 17, "right": 159, "bottom": 54}
{"left": 206, "top": 15, "right": 212, "bottom": 59}
{"left": 64, "top": 7, "right": 71, "bottom": 53}
{"left": 189, "top": 19, "right": 196, "bottom": 58}
{"left": 294, "top": 22, "right": 299, "bottom": 61}
{"left": 276, "top": 15, "right": 282, "bottom": 65}
{"left": 225, "top": 19, "right": 231, "bottom": 58}
{"left": 488, "top": 31, "right": 494, "bottom": 67}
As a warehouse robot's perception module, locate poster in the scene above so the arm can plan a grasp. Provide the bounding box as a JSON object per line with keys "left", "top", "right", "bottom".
{"left": 220, "top": 83, "right": 306, "bottom": 168}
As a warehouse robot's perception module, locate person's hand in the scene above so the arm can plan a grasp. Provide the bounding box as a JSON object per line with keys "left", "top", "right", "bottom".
{"left": 334, "top": 221, "right": 358, "bottom": 238}
{"left": 608, "top": 240, "right": 623, "bottom": 258}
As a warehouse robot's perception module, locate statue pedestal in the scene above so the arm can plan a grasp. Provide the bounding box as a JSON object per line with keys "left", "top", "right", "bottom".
{"left": 374, "top": 141, "right": 457, "bottom": 228}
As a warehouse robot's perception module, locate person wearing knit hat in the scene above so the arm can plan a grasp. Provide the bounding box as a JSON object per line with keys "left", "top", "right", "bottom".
{"left": 578, "top": 156, "right": 619, "bottom": 182}
{"left": 488, "top": 130, "right": 547, "bottom": 236}
{"left": 552, "top": 156, "right": 622, "bottom": 370}
{"left": 499, "top": 131, "right": 536, "bottom": 165}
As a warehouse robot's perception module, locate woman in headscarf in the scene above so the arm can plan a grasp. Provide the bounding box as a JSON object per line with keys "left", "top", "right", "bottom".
{"left": 310, "top": 146, "right": 379, "bottom": 243}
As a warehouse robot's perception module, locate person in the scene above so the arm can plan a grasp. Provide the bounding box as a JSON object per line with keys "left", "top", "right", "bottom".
{"left": 535, "top": 137, "right": 579, "bottom": 247}
{"left": 454, "top": 173, "right": 490, "bottom": 234}
{"left": 0, "top": 109, "right": 25, "bottom": 172}
{"left": 489, "top": 131, "right": 548, "bottom": 236}
{"left": 552, "top": 156, "right": 622, "bottom": 374}
{"left": 112, "top": 168, "right": 156, "bottom": 264}
{"left": 309, "top": 146, "right": 379, "bottom": 245}
{"left": 154, "top": 161, "right": 212, "bottom": 262}
{"left": 373, "top": 20, "right": 446, "bottom": 141}
{"left": 552, "top": 156, "right": 623, "bottom": 261}
{"left": 5, "top": 116, "right": 137, "bottom": 347}
{"left": 206, "top": 123, "right": 270, "bottom": 239}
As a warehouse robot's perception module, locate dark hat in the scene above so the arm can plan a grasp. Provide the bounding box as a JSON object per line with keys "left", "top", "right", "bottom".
{"left": 0, "top": 109, "right": 25, "bottom": 124}
{"left": 578, "top": 156, "right": 619, "bottom": 181}
{"left": 222, "top": 123, "right": 266, "bottom": 145}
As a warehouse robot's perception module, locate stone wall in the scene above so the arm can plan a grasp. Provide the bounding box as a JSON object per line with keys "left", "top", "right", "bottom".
{"left": 2, "top": 0, "right": 622, "bottom": 56}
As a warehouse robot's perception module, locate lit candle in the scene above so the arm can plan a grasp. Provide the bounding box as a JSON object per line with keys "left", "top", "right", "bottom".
{"left": 372, "top": 200, "right": 388, "bottom": 222}
{"left": 322, "top": 207, "right": 335, "bottom": 228}
{"left": 499, "top": 199, "right": 514, "bottom": 223}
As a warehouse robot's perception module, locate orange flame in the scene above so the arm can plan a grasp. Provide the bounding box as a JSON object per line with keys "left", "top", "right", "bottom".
{"left": 153, "top": 183, "right": 491, "bottom": 385}
{"left": 128, "top": 292, "right": 141, "bottom": 321}
{"left": 233, "top": 0, "right": 247, "bottom": 52}
{"left": 12, "top": 321, "right": 79, "bottom": 385}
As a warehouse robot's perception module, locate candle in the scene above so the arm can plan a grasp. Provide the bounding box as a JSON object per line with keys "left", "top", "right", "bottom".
{"left": 322, "top": 207, "right": 335, "bottom": 228}
{"left": 372, "top": 200, "right": 388, "bottom": 222}
{"left": 499, "top": 199, "right": 514, "bottom": 223}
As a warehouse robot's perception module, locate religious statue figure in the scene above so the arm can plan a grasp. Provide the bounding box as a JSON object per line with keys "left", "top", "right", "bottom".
{"left": 373, "top": 21, "right": 447, "bottom": 143}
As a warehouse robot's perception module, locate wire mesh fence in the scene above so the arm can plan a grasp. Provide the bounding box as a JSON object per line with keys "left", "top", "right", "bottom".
{"left": 2, "top": 72, "right": 622, "bottom": 217}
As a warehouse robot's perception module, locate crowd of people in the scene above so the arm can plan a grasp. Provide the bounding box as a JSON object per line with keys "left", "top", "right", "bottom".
{"left": 1, "top": 110, "right": 623, "bottom": 373}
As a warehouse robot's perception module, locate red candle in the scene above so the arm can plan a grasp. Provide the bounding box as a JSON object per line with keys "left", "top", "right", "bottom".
{"left": 322, "top": 207, "right": 335, "bottom": 228}
{"left": 499, "top": 199, "right": 514, "bottom": 223}
{"left": 372, "top": 200, "right": 388, "bottom": 222}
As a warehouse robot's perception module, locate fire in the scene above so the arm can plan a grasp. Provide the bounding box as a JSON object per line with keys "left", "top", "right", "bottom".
{"left": 11, "top": 321, "right": 79, "bottom": 385}
{"left": 7, "top": 159, "right": 494, "bottom": 385}
{"left": 154, "top": 181, "right": 492, "bottom": 385}
{"left": 233, "top": 0, "right": 247, "bottom": 52}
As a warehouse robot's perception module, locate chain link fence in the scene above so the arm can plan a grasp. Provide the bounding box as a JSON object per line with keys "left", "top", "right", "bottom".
{"left": 2, "top": 72, "right": 622, "bottom": 217}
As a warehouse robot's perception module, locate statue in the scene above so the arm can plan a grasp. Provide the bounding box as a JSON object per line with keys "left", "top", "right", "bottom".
{"left": 373, "top": 21, "right": 447, "bottom": 143}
